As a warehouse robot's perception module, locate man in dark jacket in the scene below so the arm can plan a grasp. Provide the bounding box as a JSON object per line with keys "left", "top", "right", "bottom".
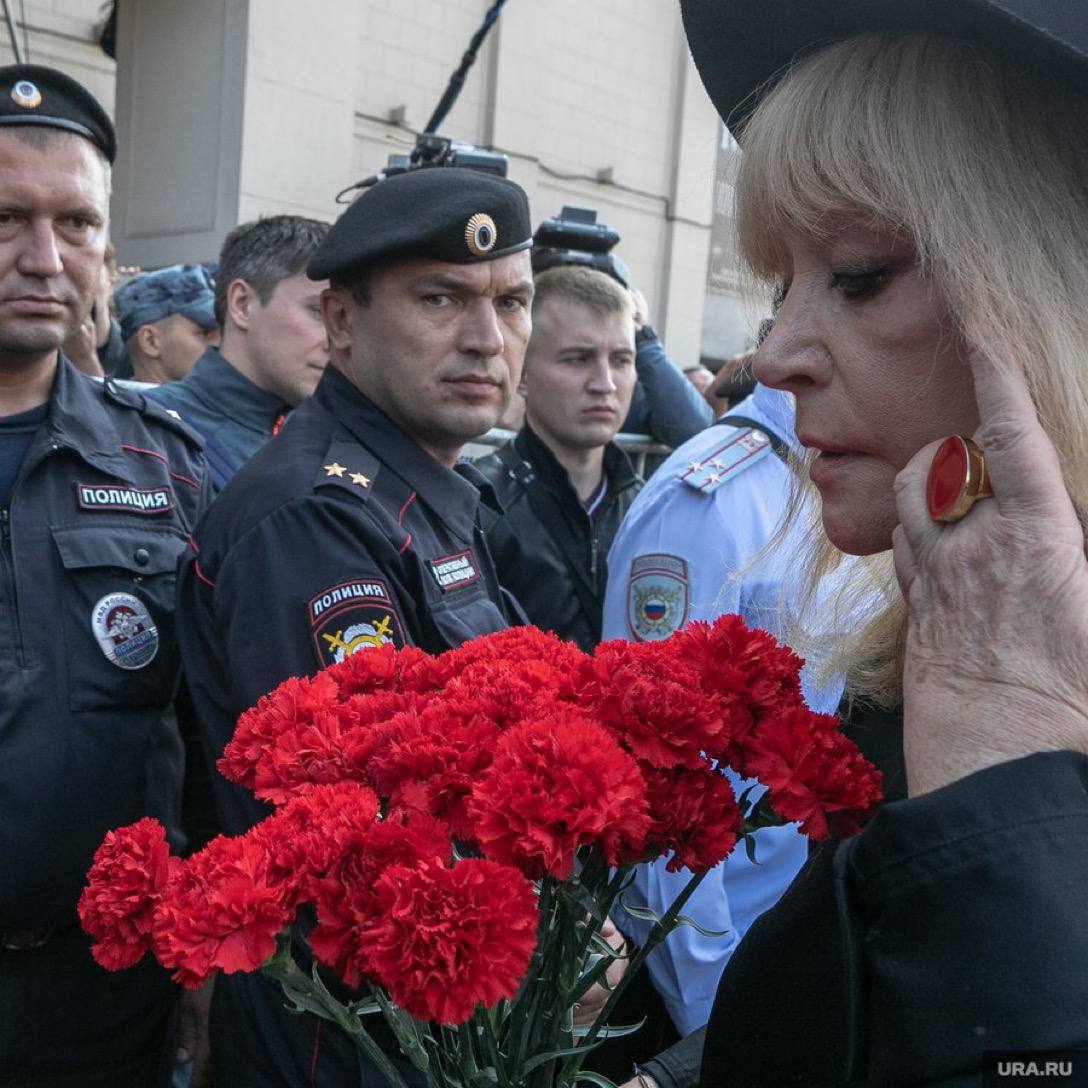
{"left": 0, "top": 64, "right": 211, "bottom": 1087}
{"left": 176, "top": 165, "right": 536, "bottom": 1088}
{"left": 476, "top": 265, "right": 642, "bottom": 650}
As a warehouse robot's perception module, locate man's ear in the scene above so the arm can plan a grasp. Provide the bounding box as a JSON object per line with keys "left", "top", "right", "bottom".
{"left": 225, "top": 279, "right": 256, "bottom": 331}
{"left": 321, "top": 288, "right": 354, "bottom": 355}
{"left": 136, "top": 323, "right": 161, "bottom": 359}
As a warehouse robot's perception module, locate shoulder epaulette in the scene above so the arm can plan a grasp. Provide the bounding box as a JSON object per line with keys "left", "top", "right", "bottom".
{"left": 314, "top": 440, "right": 381, "bottom": 500}
{"left": 103, "top": 379, "right": 205, "bottom": 448}
{"left": 678, "top": 424, "right": 772, "bottom": 495}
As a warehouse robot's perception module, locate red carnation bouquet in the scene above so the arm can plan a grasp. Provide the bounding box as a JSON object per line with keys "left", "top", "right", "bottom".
{"left": 79, "top": 619, "right": 881, "bottom": 1087}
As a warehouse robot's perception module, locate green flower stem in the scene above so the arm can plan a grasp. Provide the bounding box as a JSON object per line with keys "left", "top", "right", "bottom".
{"left": 262, "top": 949, "right": 412, "bottom": 1088}
{"left": 479, "top": 1004, "right": 511, "bottom": 1088}
{"left": 561, "top": 868, "right": 709, "bottom": 1080}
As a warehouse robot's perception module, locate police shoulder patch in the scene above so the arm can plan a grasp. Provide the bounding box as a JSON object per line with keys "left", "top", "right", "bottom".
{"left": 314, "top": 441, "right": 381, "bottom": 499}
{"left": 626, "top": 553, "right": 689, "bottom": 642}
{"left": 310, "top": 578, "right": 405, "bottom": 666}
{"left": 678, "top": 426, "right": 771, "bottom": 495}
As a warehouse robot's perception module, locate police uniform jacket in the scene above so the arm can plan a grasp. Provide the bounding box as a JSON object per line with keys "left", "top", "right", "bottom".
{"left": 474, "top": 423, "right": 642, "bottom": 652}
{"left": 0, "top": 356, "right": 210, "bottom": 929}
{"left": 176, "top": 364, "right": 512, "bottom": 837}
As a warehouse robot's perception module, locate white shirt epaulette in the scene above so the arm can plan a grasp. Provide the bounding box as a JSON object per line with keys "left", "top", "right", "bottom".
{"left": 678, "top": 424, "right": 772, "bottom": 494}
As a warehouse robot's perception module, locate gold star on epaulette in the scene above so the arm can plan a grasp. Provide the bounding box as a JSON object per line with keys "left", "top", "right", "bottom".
{"left": 704, "top": 473, "right": 722, "bottom": 487}
{"left": 324, "top": 462, "right": 346, "bottom": 477}
{"left": 710, "top": 458, "right": 726, "bottom": 471}
{"left": 688, "top": 461, "right": 703, "bottom": 473}
{"left": 349, "top": 472, "right": 371, "bottom": 488}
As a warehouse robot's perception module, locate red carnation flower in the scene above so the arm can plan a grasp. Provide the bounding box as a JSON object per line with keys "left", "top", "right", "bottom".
{"left": 366, "top": 702, "right": 501, "bottom": 837}
{"left": 247, "top": 703, "right": 365, "bottom": 804}
{"left": 469, "top": 712, "right": 650, "bottom": 879}
{"left": 309, "top": 811, "right": 452, "bottom": 988}
{"left": 253, "top": 781, "right": 380, "bottom": 902}
{"left": 740, "top": 707, "right": 882, "bottom": 840}
{"left": 358, "top": 859, "right": 537, "bottom": 1024}
{"left": 439, "top": 625, "right": 587, "bottom": 679}
{"left": 640, "top": 764, "right": 742, "bottom": 873}
{"left": 78, "top": 817, "right": 173, "bottom": 970}
{"left": 218, "top": 671, "right": 343, "bottom": 794}
{"left": 152, "top": 832, "right": 290, "bottom": 989}
{"left": 671, "top": 616, "right": 807, "bottom": 761}
{"left": 581, "top": 640, "right": 726, "bottom": 769}
{"left": 324, "top": 643, "right": 446, "bottom": 697}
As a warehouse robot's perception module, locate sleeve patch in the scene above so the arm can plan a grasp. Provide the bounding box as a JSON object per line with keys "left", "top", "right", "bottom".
{"left": 309, "top": 579, "right": 405, "bottom": 665}
{"left": 427, "top": 550, "right": 481, "bottom": 593}
{"left": 626, "top": 554, "right": 689, "bottom": 642}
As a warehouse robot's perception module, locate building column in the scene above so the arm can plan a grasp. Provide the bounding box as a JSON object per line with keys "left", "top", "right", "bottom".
{"left": 111, "top": 0, "right": 358, "bottom": 268}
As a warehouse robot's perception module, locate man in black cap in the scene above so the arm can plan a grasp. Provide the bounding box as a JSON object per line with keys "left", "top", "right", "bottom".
{"left": 175, "top": 165, "right": 535, "bottom": 1086}
{"left": 0, "top": 65, "right": 211, "bottom": 1087}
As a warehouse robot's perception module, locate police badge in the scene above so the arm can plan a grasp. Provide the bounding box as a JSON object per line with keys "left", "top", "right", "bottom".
{"left": 626, "top": 553, "right": 690, "bottom": 641}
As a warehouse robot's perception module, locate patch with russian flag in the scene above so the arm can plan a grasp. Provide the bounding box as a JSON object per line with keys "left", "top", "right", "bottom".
{"left": 626, "top": 553, "right": 689, "bottom": 641}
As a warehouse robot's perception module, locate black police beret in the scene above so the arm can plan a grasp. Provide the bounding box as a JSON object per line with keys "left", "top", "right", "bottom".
{"left": 308, "top": 167, "right": 532, "bottom": 282}
{"left": 0, "top": 64, "right": 116, "bottom": 163}
{"left": 681, "top": 0, "right": 1088, "bottom": 142}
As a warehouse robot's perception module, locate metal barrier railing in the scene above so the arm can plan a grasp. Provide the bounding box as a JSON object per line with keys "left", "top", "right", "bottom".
{"left": 465, "top": 429, "right": 671, "bottom": 476}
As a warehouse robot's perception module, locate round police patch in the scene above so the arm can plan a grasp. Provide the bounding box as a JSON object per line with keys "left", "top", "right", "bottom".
{"left": 91, "top": 592, "right": 159, "bottom": 670}
{"left": 626, "top": 553, "right": 690, "bottom": 642}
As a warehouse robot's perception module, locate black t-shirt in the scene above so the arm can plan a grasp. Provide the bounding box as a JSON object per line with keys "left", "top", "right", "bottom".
{"left": 0, "top": 402, "right": 47, "bottom": 506}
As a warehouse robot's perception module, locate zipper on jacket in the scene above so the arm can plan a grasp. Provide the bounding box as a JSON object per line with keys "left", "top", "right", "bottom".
{"left": 0, "top": 506, "right": 24, "bottom": 667}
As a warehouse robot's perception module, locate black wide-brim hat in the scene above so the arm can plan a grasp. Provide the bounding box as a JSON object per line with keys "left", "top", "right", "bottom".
{"left": 680, "top": 0, "right": 1088, "bottom": 139}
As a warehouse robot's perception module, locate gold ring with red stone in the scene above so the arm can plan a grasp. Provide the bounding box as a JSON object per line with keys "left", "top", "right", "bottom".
{"left": 925, "top": 435, "right": 994, "bottom": 523}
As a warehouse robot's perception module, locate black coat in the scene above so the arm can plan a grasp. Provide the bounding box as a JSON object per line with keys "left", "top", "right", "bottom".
{"left": 475, "top": 424, "right": 642, "bottom": 651}
{"left": 641, "top": 704, "right": 1088, "bottom": 1087}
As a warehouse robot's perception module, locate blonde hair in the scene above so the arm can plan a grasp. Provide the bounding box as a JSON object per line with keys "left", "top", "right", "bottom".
{"left": 531, "top": 265, "right": 632, "bottom": 321}
{"left": 736, "top": 33, "right": 1088, "bottom": 705}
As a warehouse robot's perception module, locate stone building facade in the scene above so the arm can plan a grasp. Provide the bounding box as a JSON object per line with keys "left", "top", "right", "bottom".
{"left": 0, "top": 1, "right": 753, "bottom": 367}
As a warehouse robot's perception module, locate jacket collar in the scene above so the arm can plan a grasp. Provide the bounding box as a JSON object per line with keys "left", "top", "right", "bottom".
{"left": 315, "top": 366, "right": 483, "bottom": 541}
{"left": 515, "top": 423, "right": 640, "bottom": 499}
{"left": 45, "top": 354, "right": 136, "bottom": 481}
{"left": 178, "top": 347, "right": 288, "bottom": 434}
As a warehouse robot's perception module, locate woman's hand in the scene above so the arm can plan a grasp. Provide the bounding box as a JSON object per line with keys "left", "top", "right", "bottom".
{"left": 892, "top": 345, "right": 1088, "bottom": 796}
{"left": 573, "top": 916, "right": 628, "bottom": 1026}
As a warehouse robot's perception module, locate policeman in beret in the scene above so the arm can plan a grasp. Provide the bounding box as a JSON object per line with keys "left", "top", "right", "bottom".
{"left": 113, "top": 263, "right": 219, "bottom": 384}
{"left": 175, "top": 165, "right": 535, "bottom": 1086}
{"left": 0, "top": 66, "right": 211, "bottom": 1086}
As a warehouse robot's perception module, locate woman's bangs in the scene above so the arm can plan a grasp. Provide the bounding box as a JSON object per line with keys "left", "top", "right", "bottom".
{"left": 736, "top": 37, "right": 929, "bottom": 278}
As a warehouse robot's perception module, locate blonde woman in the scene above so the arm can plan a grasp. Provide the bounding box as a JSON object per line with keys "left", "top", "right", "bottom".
{"left": 630, "top": 4, "right": 1088, "bottom": 1086}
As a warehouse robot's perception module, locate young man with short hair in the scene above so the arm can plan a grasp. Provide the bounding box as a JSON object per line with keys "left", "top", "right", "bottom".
{"left": 149, "top": 215, "right": 329, "bottom": 489}
{"left": 476, "top": 265, "right": 642, "bottom": 650}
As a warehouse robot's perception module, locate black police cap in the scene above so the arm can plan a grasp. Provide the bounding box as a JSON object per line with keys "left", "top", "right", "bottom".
{"left": 308, "top": 167, "right": 532, "bottom": 283}
{"left": 681, "top": 0, "right": 1088, "bottom": 142}
{"left": 0, "top": 63, "right": 116, "bottom": 163}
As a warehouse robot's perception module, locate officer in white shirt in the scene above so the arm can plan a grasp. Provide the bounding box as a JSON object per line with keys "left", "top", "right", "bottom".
{"left": 604, "top": 381, "right": 844, "bottom": 1036}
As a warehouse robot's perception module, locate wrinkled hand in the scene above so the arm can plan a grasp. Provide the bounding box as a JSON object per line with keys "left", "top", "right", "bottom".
{"left": 176, "top": 978, "right": 214, "bottom": 1087}
{"left": 892, "top": 345, "right": 1088, "bottom": 796}
{"left": 573, "top": 917, "right": 629, "bottom": 1027}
